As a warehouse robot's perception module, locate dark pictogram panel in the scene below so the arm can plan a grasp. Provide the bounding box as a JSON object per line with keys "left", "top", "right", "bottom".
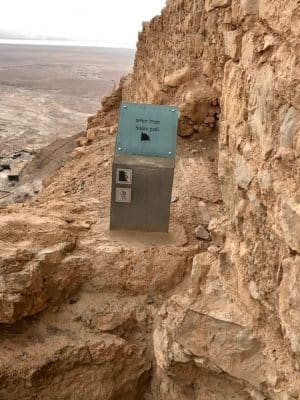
{"left": 116, "top": 168, "right": 132, "bottom": 185}
{"left": 141, "top": 133, "right": 150, "bottom": 141}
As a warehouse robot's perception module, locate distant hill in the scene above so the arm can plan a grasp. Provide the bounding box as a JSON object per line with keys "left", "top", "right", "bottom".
{"left": 0, "top": 30, "right": 72, "bottom": 41}
{"left": 0, "top": 30, "right": 25, "bottom": 39}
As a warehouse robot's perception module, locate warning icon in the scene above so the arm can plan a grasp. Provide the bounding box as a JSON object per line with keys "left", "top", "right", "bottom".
{"left": 115, "top": 187, "right": 131, "bottom": 204}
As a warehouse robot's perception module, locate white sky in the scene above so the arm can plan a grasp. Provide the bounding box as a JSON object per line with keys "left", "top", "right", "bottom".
{"left": 0, "top": 0, "right": 166, "bottom": 48}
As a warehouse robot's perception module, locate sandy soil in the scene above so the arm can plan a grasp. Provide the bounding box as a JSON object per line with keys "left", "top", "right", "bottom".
{"left": 0, "top": 44, "right": 134, "bottom": 155}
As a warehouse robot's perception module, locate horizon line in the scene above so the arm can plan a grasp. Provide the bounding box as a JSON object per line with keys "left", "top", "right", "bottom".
{"left": 0, "top": 38, "right": 136, "bottom": 50}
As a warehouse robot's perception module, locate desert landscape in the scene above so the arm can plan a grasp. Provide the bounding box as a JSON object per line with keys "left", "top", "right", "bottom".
{"left": 0, "top": 44, "right": 134, "bottom": 154}
{"left": 0, "top": 0, "right": 300, "bottom": 399}
{"left": 0, "top": 44, "right": 134, "bottom": 203}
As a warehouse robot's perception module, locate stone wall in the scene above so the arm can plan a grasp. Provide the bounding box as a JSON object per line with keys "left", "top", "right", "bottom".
{"left": 123, "top": 0, "right": 225, "bottom": 137}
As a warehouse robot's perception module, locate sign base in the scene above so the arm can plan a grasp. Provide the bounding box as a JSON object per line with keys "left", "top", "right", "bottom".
{"left": 110, "top": 155, "right": 175, "bottom": 233}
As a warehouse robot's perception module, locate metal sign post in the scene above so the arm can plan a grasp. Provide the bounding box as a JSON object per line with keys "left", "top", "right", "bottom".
{"left": 110, "top": 102, "right": 178, "bottom": 232}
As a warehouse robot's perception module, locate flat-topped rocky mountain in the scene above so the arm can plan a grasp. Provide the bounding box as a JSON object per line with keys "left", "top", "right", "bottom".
{"left": 0, "top": 0, "right": 299, "bottom": 399}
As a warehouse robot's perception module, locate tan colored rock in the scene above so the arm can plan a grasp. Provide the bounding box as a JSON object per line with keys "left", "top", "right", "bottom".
{"left": 86, "top": 127, "right": 108, "bottom": 142}
{"left": 164, "top": 66, "right": 192, "bottom": 87}
{"left": 86, "top": 129, "right": 96, "bottom": 142}
{"left": 1, "top": 0, "right": 300, "bottom": 397}
{"left": 191, "top": 252, "right": 214, "bottom": 293}
{"left": 234, "top": 154, "right": 255, "bottom": 190}
{"left": 76, "top": 137, "right": 89, "bottom": 147}
{"left": 180, "top": 96, "right": 212, "bottom": 126}
{"left": 202, "top": 60, "right": 213, "bottom": 76}
{"left": 279, "top": 257, "right": 300, "bottom": 355}
{"left": 153, "top": 283, "right": 266, "bottom": 398}
{"left": 223, "top": 30, "right": 242, "bottom": 60}
{"left": 176, "top": 311, "right": 264, "bottom": 387}
{"left": 71, "top": 146, "right": 87, "bottom": 160}
{"left": 249, "top": 280, "right": 261, "bottom": 300}
{"left": 263, "top": 34, "right": 278, "bottom": 51}
{"left": 0, "top": 214, "right": 91, "bottom": 323}
{"left": 240, "top": 0, "right": 258, "bottom": 16}
{"left": 208, "top": 217, "right": 228, "bottom": 247}
{"left": 259, "top": 0, "right": 299, "bottom": 36}
{"left": 0, "top": 331, "right": 150, "bottom": 400}
{"left": 0, "top": 255, "right": 47, "bottom": 323}
{"left": 178, "top": 119, "right": 194, "bottom": 137}
{"left": 248, "top": 64, "right": 275, "bottom": 157}
{"left": 195, "top": 225, "right": 210, "bottom": 240}
{"left": 274, "top": 146, "right": 296, "bottom": 162}
{"left": 198, "top": 201, "right": 211, "bottom": 226}
{"left": 241, "top": 31, "right": 255, "bottom": 68}
{"left": 258, "top": 170, "right": 273, "bottom": 191}
{"left": 279, "top": 198, "right": 300, "bottom": 253}
{"left": 204, "top": 116, "right": 216, "bottom": 124}
{"left": 279, "top": 106, "right": 298, "bottom": 148}
{"left": 109, "top": 123, "right": 118, "bottom": 135}
{"left": 205, "top": 0, "right": 231, "bottom": 12}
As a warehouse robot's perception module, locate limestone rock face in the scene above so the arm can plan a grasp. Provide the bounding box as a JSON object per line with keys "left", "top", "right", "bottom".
{"left": 195, "top": 225, "right": 210, "bottom": 240}
{"left": 153, "top": 254, "right": 268, "bottom": 398}
{"left": 114, "top": 0, "right": 299, "bottom": 397}
{"left": 205, "top": 0, "right": 231, "bottom": 12}
{"left": 0, "top": 331, "right": 150, "bottom": 400}
{"left": 279, "top": 198, "right": 300, "bottom": 253}
{"left": 279, "top": 257, "right": 300, "bottom": 355}
{"left": 0, "top": 215, "right": 90, "bottom": 323}
{"left": 164, "top": 66, "right": 193, "bottom": 87}
{"left": 223, "top": 30, "right": 242, "bottom": 60}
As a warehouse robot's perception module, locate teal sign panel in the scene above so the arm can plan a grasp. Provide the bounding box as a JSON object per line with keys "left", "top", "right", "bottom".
{"left": 116, "top": 102, "right": 178, "bottom": 158}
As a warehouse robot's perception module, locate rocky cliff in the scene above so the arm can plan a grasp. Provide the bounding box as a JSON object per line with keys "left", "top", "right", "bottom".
{"left": 0, "top": 0, "right": 299, "bottom": 399}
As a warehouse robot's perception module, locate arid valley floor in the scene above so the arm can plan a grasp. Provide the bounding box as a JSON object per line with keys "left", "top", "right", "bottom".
{"left": 0, "top": 44, "right": 134, "bottom": 155}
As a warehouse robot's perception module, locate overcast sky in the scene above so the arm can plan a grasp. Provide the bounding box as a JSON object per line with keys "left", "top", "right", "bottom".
{"left": 0, "top": 0, "right": 166, "bottom": 48}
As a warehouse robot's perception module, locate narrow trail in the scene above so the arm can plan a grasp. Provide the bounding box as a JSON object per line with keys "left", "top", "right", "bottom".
{"left": 0, "top": 124, "right": 224, "bottom": 399}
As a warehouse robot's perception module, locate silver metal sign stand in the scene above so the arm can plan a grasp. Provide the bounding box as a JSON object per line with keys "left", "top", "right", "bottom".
{"left": 110, "top": 102, "right": 179, "bottom": 233}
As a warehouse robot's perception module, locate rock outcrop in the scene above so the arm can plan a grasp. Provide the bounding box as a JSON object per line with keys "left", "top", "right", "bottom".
{"left": 0, "top": 0, "right": 299, "bottom": 398}
{"left": 76, "top": 0, "right": 300, "bottom": 397}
